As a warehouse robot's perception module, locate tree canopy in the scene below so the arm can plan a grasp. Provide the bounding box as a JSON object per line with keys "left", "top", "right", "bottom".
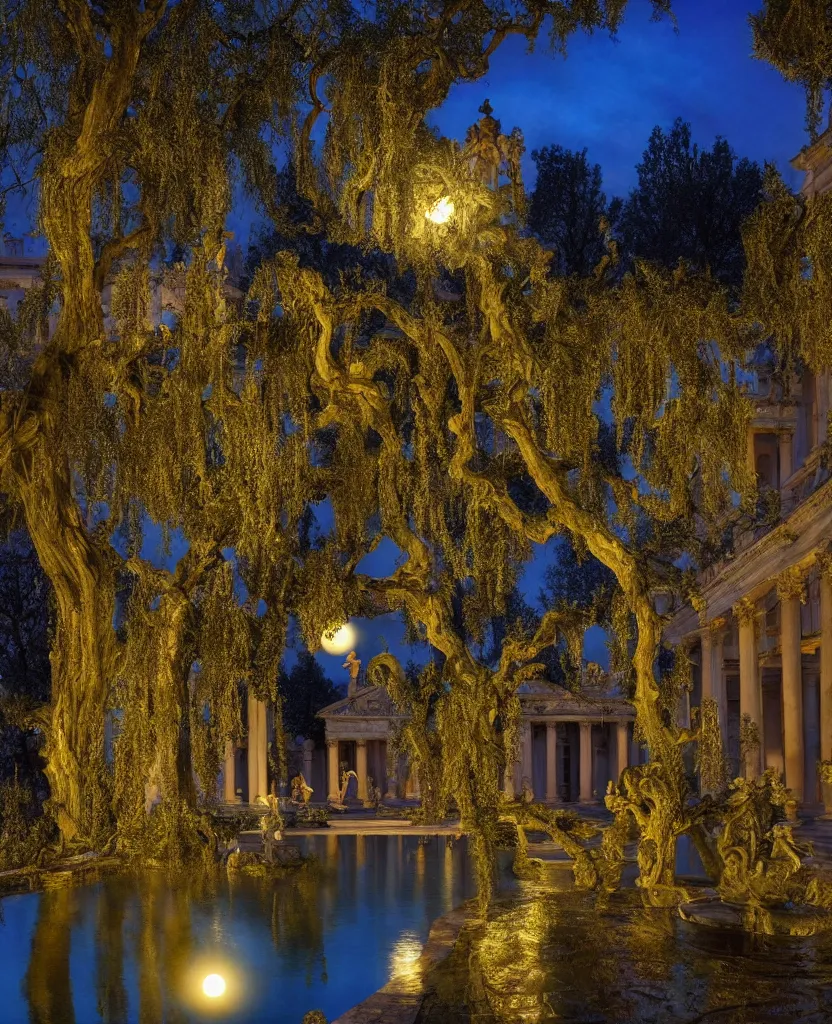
{"left": 0, "top": 0, "right": 675, "bottom": 867}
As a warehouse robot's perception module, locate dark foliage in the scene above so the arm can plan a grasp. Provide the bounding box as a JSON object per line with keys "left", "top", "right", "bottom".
{"left": 528, "top": 145, "right": 620, "bottom": 277}
{"left": 278, "top": 652, "right": 342, "bottom": 745}
{"left": 618, "top": 118, "right": 764, "bottom": 287}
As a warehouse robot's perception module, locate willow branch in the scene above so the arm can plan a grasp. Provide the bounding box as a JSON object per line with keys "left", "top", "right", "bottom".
{"left": 93, "top": 222, "right": 151, "bottom": 291}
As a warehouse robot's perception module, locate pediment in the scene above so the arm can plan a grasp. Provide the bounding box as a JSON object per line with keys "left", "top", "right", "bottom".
{"left": 317, "top": 685, "right": 403, "bottom": 719}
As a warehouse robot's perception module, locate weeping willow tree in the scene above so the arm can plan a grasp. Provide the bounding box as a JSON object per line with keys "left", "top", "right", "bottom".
{"left": 0, "top": 0, "right": 334, "bottom": 854}
{"left": 265, "top": 60, "right": 769, "bottom": 903}
{"left": 750, "top": 0, "right": 832, "bottom": 141}
{"left": 0, "top": 0, "right": 676, "bottom": 859}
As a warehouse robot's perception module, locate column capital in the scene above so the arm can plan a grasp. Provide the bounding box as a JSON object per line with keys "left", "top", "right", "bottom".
{"left": 545, "top": 720, "right": 557, "bottom": 732}
{"left": 579, "top": 719, "right": 592, "bottom": 731}
{"left": 356, "top": 738, "right": 367, "bottom": 748}
{"left": 326, "top": 737, "right": 338, "bottom": 749}
{"left": 733, "top": 596, "right": 758, "bottom": 626}
{"left": 777, "top": 566, "right": 806, "bottom": 603}
{"left": 709, "top": 616, "right": 729, "bottom": 638}
{"left": 816, "top": 549, "right": 832, "bottom": 580}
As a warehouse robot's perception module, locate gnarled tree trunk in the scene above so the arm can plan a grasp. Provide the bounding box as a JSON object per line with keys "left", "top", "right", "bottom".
{"left": 19, "top": 440, "right": 117, "bottom": 849}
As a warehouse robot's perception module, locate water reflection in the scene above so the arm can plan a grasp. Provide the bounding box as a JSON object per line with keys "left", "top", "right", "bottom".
{"left": 421, "top": 870, "right": 832, "bottom": 1024}
{"left": 0, "top": 835, "right": 474, "bottom": 1024}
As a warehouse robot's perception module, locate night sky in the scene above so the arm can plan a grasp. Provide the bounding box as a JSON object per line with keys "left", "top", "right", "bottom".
{"left": 317, "top": 0, "right": 812, "bottom": 687}
{"left": 3, "top": 0, "right": 814, "bottom": 692}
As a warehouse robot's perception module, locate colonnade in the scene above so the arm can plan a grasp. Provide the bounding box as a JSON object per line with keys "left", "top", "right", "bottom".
{"left": 694, "top": 558, "right": 832, "bottom": 805}
{"left": 503, "top": 718, "right": 633, "bottom": 804}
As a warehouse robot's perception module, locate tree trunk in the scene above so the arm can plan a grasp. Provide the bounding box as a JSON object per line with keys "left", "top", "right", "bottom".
{"left": 19, "top": 442, "right": 116, "bottom": 849}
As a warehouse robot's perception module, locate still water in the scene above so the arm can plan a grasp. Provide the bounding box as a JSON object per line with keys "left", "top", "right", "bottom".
{"left": 0, "top": 834, "right": 475, "bottom": 1024}
{"left": 420, "top": 872, "right": 832, "bottom": 1024}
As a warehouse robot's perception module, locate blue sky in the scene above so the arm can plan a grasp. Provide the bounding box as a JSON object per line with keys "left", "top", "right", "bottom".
{"left": 4, "top": 0, "right": 814, "bottom": 686}
{"left": 314, "top": 0, "right": 812, "bottom": 684}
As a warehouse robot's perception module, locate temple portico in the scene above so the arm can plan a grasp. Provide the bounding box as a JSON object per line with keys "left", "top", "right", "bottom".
{"left": 318, "top": 674, "right": 636, "bottom": 807}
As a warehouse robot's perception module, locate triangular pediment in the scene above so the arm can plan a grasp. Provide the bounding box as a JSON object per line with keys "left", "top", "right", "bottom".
{"left": 317, "top": 685, "right": 404, "bottom": 719}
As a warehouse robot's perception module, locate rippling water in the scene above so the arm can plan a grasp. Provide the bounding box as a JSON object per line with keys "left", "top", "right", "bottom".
{"left": 0, "top": 834, "right": 475, "bottom": 1024}
{"left": 419, "top": 870, "right": 832, "bottom": 1023}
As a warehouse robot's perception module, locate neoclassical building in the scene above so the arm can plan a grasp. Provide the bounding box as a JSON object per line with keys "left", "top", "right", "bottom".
{"left": 664, "top": 132, "right": 832, "bottom": 810}
{"left": 317, "top": 672, "right": 637, "bottom": 806}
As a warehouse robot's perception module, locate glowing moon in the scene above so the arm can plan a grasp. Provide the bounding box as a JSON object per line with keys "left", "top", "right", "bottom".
{"left": 202, "top": 974, "right": 226, "bottom": 998}
{"left": 321, "top": 622, "right": 356, "bottom": 655}
{"left": 425, "top": 196, "right": 454, "bottom": 225}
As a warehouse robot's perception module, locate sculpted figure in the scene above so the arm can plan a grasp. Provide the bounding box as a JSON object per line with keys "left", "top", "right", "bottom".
{"left": 329, "top": 768, "right": 358, "bottom": 809}
{"left": 291, "top": 773, "right": 314, "bottom": 805}
{"left": 463, "top": 99, "right": 524, "bottom": 192}
{"left": 343, "top": 650, "right": 361, "bottom": 696}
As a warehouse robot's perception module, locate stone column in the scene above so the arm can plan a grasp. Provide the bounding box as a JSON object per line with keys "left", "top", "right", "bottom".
{"left": 700, "top": 628, "right": 714, "bottom": 702}
{"left": 520, "top": 720, "right": 533, "bottom": 800}
{"left": 779, "top": 431, "right": 793, "bottom": 486}
{"left": 712, "top": 620, "right": 729, "bottom": 752}
{"left": 302, "top": 738, "right": 314, "bottom": 790}
{"left": 384, "top": 740, "right": 398, "bottom": 801}
{"left": 223, "top": 740, "right": 236, "bottom": 803}
{"left": 247, "top": 692, "right": 268, "bottom": 803}
{"left": 820, "top": 559, "right": 832, "bottom": 815}
{"left": 545, "top": 722, "right": 558, "bottom": 802}
{"left": 579, "top": 721, "right": 593, "bottom": 803}
{"left": 616, "top": 720, "right": 628, "bottom": 781}
{"left": 747, "top": 428, "right": 757, "bottom": 479}
{"left": 778, "top": 568, "right": 805, "bottom": 801}
{"left": 356, "top": 739, "right": 369, "bottom": 804}
{"left": 735, "top": 597, "right": 763, "bottom": 778}
{"left": 326, "top": 738, "right": 339, "bottom": 802}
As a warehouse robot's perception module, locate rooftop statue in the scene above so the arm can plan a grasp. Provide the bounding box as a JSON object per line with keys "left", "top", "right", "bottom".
{"left": 463, "top": 99, "right": 525, "bottom": 190}
{"left": 343, "top": 650, "right": 361, "bottom": 697}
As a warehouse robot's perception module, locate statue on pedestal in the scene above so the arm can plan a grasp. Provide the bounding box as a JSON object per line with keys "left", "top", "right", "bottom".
{"left": 343, "top": 650, "right": 361, "bottom": 696}
{"left": 463, "top": 99, "right": 525, "bottom": 191}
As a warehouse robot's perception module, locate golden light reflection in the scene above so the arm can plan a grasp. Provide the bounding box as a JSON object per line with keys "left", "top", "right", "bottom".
{"left": 180, "top": 956, "right": 246, "bottom": 1015}
{"left": 425, "top": 196, "right": 454, "bottom": 224}
{"left": 388, "top": 930, "right": 423, "bottom": 983}
{"left": 320, "top": 622, "right": 356, "bottom": 654}
{"left": 202, "top": 974, "right": 226, "bottom": 998}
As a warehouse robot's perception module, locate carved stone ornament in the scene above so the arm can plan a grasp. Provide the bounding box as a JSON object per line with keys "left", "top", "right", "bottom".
{"left": 776, "top": 566, "right": 806, "bottom": 603}
{"left": 733, "top": 596, "right": 758, "bottom": 627}
{"left": 708, "top": 616, "right": 728, "bottom": 639}
{"left": 816, "top": 550, "right": 832, "bottom": 582}
{"left": 463, "top": 99, "right": 525, "bottom": 191}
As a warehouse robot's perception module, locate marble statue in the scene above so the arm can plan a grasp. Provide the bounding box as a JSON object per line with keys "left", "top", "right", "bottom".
{"left": 329, "top": 769, "right": 358, "bottom": 810}
{"left": 463, "top": 99, "right": 525, "bottom": 190}
{"left": 291, "top": 773, "right": 314, "bottom": 805}
{"left": 343, "top": 650, "right": 361, "bottom": 696}
{"left": 366, "top": 775, "right": 382, "bottom": 810}
{"left": 255, "top": 793, "right": 282, "bottom": 842}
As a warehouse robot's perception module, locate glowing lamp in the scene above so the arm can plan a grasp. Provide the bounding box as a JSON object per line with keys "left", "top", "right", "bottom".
{"left": 202, "top": 974, "right": 226, "bottom": 998}
{"left": 321, "top": 622, "right": 356, "bottom": 655}
{"left": 425, "top": 196, "right": 454, "bottom": 225}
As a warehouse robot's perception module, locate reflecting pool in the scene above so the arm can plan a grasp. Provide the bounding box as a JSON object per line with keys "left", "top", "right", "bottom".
{"left": 0, "top": 834, "right": 476, "bottom": 1024}
{"left": 419, "top": 871, "right": 832, "bottom": 1024}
